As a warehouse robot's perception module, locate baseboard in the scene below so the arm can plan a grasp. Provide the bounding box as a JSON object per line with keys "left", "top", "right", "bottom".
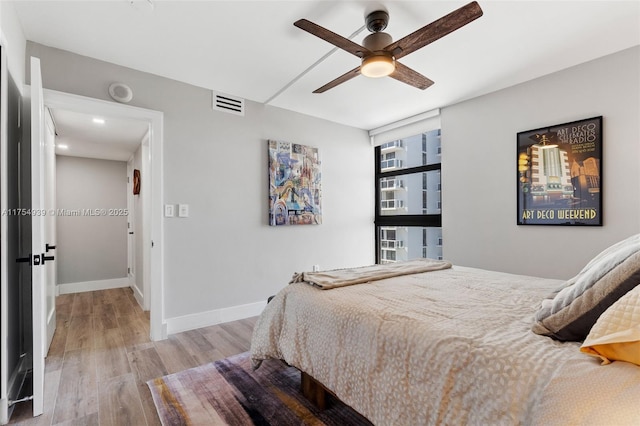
{"left": 165, "top": 300, "right": 267, "bottom": 335}
{"left": 0, "top": 398, "right": 7, "bottom": 425}
{"left": 57, "top": 277, "right": 130, "bottom": 295}
{"left": 130, "top": 275, "right": 144, "bottom": 308}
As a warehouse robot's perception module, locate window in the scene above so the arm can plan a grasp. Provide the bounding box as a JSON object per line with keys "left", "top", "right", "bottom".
{"left": 381, "top": 250, "right": 397, "bottom": 262}
{"left": 375, "top": 130, "right": 442, "bottom": 263}
{"left": 383, "top": 229, "right": 396, "bottom": 239}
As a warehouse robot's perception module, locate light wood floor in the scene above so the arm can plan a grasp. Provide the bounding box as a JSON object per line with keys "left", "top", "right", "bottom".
{"left": 9, "top": 287, "right": 257, "bottom": 426}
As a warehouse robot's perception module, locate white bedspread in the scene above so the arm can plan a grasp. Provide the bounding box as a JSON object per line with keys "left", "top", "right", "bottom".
{"left": 250, "top": 266, "right": 640, "bottom": 425}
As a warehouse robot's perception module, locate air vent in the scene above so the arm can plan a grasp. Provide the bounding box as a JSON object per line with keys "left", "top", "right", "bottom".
{"left": 212, "top": 91, "right": 244, "bottom": 116}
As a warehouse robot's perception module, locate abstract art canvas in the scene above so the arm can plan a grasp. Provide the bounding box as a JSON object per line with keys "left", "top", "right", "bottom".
{"left": 268, "top": 140, "right": 322, "bottom": 226}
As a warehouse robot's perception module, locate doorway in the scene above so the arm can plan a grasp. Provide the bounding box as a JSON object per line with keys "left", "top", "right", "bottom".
{"left": 44, "top": 89, "right": 164, "bottom": 341}
{"left": 52, "top": 109, "right": 145, "bottom": 301}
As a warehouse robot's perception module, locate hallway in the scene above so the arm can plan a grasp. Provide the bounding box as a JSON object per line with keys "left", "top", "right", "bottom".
{"left": 9, "top": 288, "right": 257, "bottom": 425}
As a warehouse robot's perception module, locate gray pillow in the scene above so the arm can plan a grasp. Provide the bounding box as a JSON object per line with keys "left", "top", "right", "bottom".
{"left": 532, "top": 234, "right": 640, "bottom": 341}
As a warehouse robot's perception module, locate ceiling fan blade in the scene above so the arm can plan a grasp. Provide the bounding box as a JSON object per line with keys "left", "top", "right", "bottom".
{"left": 389, "top": 62, "right": 434, "bottom": 90}
{"left": 385, "top": 1, "right": 483, "bottom": 60}
{"left": 294, "top": 19, "right": 370, "bottom": 58}
{"left": 313, "top": 67, "right": 361, "bottom": 93}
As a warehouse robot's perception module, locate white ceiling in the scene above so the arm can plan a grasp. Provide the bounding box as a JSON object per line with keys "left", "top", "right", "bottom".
{"left": 14, "top": 0, "right": 640, "bottom": 136}
{"left": 50, "top": 108, "right": 149, "bottom": 161}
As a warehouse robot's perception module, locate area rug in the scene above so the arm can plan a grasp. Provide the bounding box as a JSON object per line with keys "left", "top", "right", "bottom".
{"left": 147, "top": 351, "right": 372, "bottom": 425}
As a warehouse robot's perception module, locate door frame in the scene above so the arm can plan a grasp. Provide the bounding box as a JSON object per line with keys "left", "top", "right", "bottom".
{"left": 126, "top": 157, "right": 136, "bottom": 289}
{"left": 1, "top": 39, "right": 11, "bottom": 425}
{"left": 31, "top": 56, "right": 46, "bottom": 417}
{"left": 44, "top": 89, "right": 165, "bottom": 340}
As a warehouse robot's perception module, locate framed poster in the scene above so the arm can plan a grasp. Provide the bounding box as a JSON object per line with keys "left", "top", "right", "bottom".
{"left": 268, "top": 140, "right": 322, "bottom": 226}
{"left": 517, "top": 116, "right": 602, "bottom": 226}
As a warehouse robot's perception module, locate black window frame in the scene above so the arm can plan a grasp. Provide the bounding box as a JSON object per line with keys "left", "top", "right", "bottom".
{"left": 374, "top": 135, "right": 442, "bottom": 264}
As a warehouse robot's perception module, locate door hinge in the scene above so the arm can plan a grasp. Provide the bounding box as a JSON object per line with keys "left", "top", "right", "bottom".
{"left": 128, "top": 267, "right": 131, "bottom": 274}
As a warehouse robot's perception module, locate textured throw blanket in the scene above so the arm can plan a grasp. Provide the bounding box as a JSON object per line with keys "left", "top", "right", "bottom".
{"left": 289, "top": 258, "right": 452, "bottom": 289}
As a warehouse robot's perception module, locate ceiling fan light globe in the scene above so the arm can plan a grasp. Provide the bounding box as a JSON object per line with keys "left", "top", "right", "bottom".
{"left": 361, "top": 54, "right": 395, "bottom": 78}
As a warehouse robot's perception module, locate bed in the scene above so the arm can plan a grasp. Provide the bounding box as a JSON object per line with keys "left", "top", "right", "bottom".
{"left": 250, "top": 237, "right": 640, "bottom": 425}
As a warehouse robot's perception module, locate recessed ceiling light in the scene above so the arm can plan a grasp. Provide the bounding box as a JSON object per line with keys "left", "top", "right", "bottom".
{"left": 57, "top": 144, "right": 69, "bottom": 149}
{"left": 93, "top": 118, "right": 105, "bottom": 124}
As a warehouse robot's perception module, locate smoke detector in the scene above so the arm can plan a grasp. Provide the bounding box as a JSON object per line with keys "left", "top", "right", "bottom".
{"left": 108, "top": 82, "right": 133, "bottom": 103}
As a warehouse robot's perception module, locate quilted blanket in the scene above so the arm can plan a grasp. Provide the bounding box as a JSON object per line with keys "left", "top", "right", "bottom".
{"left": 251, "top": 265, "right": 640, "bottom": 425}
{"left": 289, "top": 258, "right": 452, "bottom": 289}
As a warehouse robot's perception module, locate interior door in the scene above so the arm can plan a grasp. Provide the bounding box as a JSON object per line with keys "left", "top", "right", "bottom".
{"left": 30, "top": 56, "right": 47, "bottom": 417}
{"left": 1, "top": 48, "right": 38, "bottom": 425}
{"left": 1, "top": 42, "right": 7, "bottom": 426}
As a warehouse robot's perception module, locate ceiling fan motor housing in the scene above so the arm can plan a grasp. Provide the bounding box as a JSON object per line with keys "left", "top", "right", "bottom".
{"left": 363, "top": 32, "right": 393, "bottom": 51}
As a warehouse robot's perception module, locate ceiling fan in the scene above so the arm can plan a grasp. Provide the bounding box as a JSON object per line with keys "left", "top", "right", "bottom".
{"left": 294, "top": 1, "right": 483, "bottom": 93}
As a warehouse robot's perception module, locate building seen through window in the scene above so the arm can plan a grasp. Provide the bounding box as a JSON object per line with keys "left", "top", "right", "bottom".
{"left": 375, "top": 130, "right": 442, "bottom": 263}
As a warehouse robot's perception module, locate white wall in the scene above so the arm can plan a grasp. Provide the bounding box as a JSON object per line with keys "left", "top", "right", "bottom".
{"left": 0, "top": 1, "right": 26, "bottom": 89}
{"left": 56, "top": 155, "right": 128, "bottom": 284}
{"left": 27, "top": 42, "right": 374, "bottom": 323}
{"left": 442, "top": 46, "right": 640, "bottom": 279}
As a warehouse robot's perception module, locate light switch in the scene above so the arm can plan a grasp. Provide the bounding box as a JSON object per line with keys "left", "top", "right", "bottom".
{"left": 178, "top": 204, "right": 189, "bottom": 218}
{"left": 164, "top": 204, "right": 175, "bottom": 217}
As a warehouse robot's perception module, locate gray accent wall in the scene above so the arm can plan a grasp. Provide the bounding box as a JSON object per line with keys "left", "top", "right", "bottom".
{"left": 27, "top": 42, "right": 374, "bottom": 319}
{"left": 442, "top": 46, "right": 640, "bottom": 279}
{"left": 56, "top": 155, "right": 128, "bottom": 284}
